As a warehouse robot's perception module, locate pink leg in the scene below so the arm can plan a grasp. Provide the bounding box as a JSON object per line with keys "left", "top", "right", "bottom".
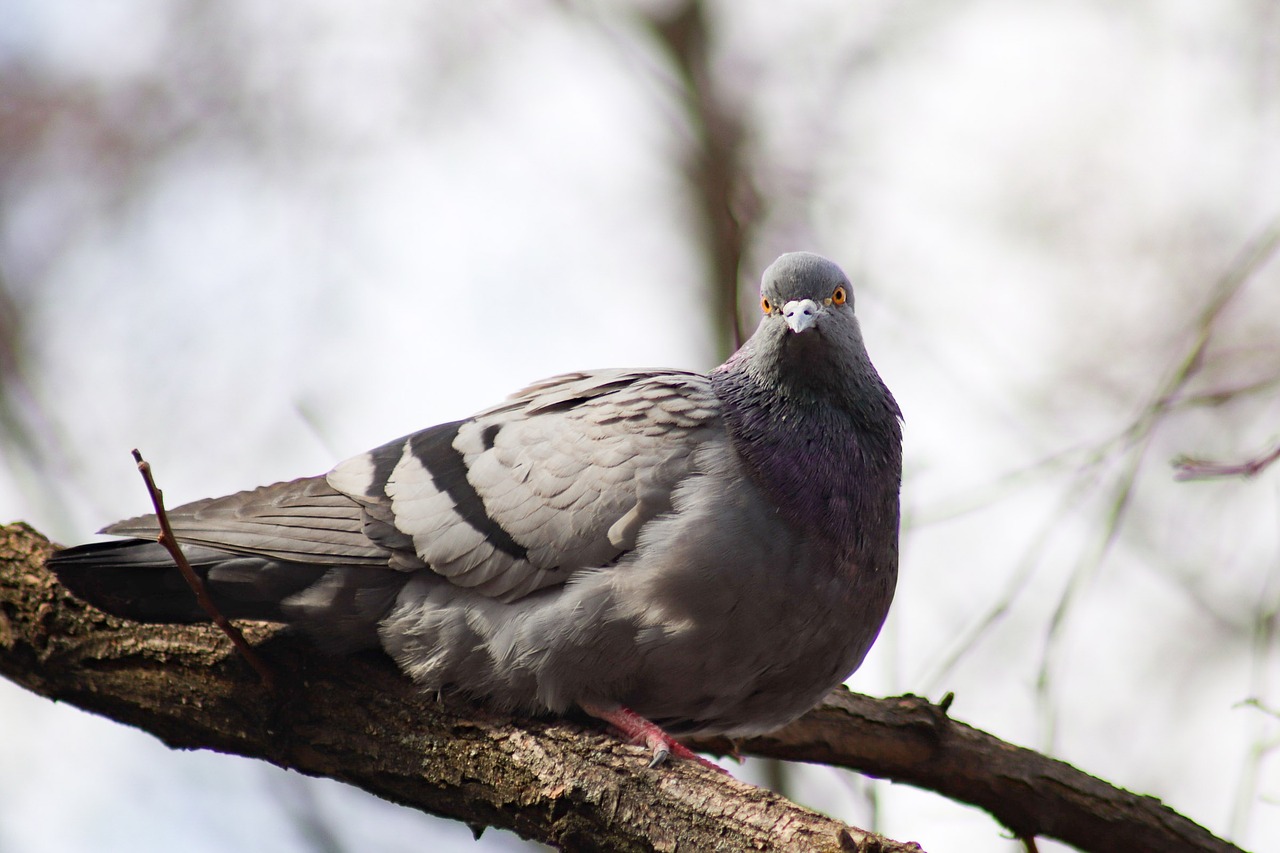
{"left": 580, "top": 703, "right": 727, "bottom": 772}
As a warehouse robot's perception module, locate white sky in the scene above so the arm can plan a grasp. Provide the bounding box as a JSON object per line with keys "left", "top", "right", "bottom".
{"left": 2, "top": 2, "right": 1278, "bottom": 851}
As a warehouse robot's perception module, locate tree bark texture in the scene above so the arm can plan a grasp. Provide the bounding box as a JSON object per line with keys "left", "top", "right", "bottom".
{"left": 0, "top": 523, "right": 1248, "bottom": 853}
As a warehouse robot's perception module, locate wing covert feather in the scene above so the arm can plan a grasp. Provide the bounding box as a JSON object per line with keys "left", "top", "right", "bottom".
{"left": 327, "top": 369, "right": 723, "bottom": 601}
{"left": 102, "top": 476, "right": 386, "bottom": 565}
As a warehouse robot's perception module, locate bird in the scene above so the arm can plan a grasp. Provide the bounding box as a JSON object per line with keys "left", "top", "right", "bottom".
{"left": 49, "top": 251, "right": 903, "bottom": 769}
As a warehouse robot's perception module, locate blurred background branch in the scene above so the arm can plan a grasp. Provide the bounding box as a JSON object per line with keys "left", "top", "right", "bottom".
{"left": 1174, "top": 442, "right": 1280, "bottom": 481}
{"left": 644, "top": 0, "right": 758, "bottom": 354}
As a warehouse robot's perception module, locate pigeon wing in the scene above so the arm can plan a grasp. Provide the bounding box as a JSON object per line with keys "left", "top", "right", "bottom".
{"left": 101, "top": 475, "right": 388, "bottom": 566}
{"left": 327, "top": 369, "right": 723, "bottom": 602}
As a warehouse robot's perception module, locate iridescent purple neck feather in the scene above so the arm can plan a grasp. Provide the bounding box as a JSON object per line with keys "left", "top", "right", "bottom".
{"left": 710, "top": 252, "right": 902, "bottom": 573}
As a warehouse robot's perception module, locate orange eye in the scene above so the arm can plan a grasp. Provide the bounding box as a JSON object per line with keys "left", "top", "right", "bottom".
{"left": 761, "top": 296, "right": 772, "bottom": 314}
{"left": 831, "top": 286, "right": 847, "bottom": 305}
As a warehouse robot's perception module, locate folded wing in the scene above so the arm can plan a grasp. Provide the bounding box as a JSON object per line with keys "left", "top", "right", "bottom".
{"left": 323, "top": 368, "right": 724, "bottom": 601}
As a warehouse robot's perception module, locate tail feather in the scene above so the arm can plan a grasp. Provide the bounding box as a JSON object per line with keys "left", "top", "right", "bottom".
{"left": 49, "top": 539, "right": 327, "bottom": 623}
{"left": 48, "top": 539, "right": 408, "bottom": 653}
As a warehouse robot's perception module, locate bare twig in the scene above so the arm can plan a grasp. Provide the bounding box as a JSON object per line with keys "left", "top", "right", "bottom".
{"left": 1173, "top": 442, "right": 1280, "bottom": 481}
{"left": 1228, "top": 570, "right": 1280, "bottom": 839}
{"left": 1033, "top": 220, "right": 1280, "bottom": 745}
{"left": 1238, "top": 698, "right": 1280, "bottom": 720}
{"left": 131, "top": 448, "right": 276, "bottom": 689}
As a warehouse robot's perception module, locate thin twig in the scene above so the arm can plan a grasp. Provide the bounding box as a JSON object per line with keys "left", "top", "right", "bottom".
{"left": 1032, "top": 220, "right": 1280, "bottom": 746}
{"left": 1173, "top": 442, "right": 1280, "bottom": 481}
{"left": 1238, "top": 697, "right": 1280, "bottom": 719}
{"left": 131, "top": 448, "right": 276, "bottom": 690}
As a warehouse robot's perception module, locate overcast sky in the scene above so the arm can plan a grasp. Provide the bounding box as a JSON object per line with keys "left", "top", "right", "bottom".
{"left": 2, "top": 2, "right": 1278, "bottom": 851}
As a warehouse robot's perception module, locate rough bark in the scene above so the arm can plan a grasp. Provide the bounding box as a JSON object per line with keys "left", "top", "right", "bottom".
{"left": 1, "top": 522, "right": 1248, "bottom": 853}
{"left": 699, "top": 695, "right": 1246, "bottom": 853}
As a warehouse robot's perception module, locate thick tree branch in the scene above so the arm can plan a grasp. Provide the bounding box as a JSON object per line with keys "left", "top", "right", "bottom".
{"left": 696, "top": 695, "right": 1245, "bottom": 853}
{"left": 0, "top": 522, "right": 913, "bottom": 853}
{"left": 1, "top": 523, "right": 1246, "bottom": 853}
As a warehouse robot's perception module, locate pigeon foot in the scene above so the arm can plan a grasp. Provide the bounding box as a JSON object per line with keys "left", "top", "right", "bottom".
{"left": 581, "top": 703, "right": 727, "bottom": 773}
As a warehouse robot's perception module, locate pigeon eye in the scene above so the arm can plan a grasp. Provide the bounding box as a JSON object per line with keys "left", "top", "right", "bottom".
{"left": 761, "top": 297, "right": 772, "bottom": 314}
{"left": 831, "top": 286, "right": 847, "bottom": 306}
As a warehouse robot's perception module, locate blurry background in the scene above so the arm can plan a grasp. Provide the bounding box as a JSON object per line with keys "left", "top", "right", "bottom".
{"left": 2, "top": 1, "right": 1278, "bottom": 851}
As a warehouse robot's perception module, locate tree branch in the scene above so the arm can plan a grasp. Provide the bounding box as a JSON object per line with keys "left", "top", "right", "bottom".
{"left": 645, "top": 0, "right": 760, "bottom": 355}
{"left": 1, "top": 522, "right": 1247, "bottom": 853}
{"left": 695, "top": 694, "right": 1245, "bottom": 853}
{"left": 1173, "top": 441, "right": 1280, "bottom": 481}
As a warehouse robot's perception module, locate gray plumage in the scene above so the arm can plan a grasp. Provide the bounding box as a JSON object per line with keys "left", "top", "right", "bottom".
{"left": 51, "top": 252, "right": 903, "bottom": 748}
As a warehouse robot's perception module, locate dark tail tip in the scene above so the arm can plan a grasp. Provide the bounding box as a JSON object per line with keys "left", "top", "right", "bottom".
{"left": 48, "top": 539, "right": 324, "bottom": 623}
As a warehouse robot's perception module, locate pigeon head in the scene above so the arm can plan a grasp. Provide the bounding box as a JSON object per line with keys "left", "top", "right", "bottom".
{"left": 759, "top": 251, "right": 855, "bottom": 336}
{"left": 735, "top": 252, "right": 881, "bottom": 399}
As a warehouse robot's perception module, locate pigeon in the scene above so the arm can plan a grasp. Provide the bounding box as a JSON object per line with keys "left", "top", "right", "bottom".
{"left": 50, "top": 252, "right": 903, "bottom": 768}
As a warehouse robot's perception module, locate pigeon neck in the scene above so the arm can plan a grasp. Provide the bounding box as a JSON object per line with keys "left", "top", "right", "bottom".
{"left": 710, "top": 356, "right": 902, "bottom": 567}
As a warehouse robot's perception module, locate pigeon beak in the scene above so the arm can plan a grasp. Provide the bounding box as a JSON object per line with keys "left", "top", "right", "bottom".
{"left": 783, "top": 299, "right": 822, "bottom": 334}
